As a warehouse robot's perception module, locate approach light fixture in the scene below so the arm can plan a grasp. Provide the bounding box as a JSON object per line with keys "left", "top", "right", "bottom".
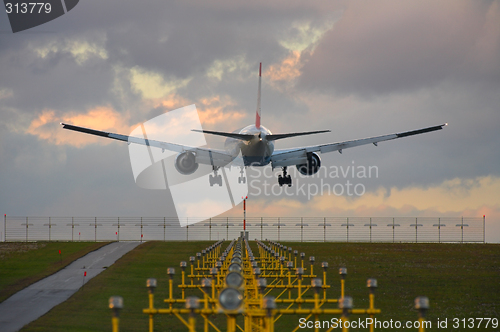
{"left": 219, "top": 287, "right": 243, "bottom": 311}
{"left": 147, "top": 278, "right": 157, "bottom": 294}
{"left": 225, "top": 272, "right": 244, "bottom": 288}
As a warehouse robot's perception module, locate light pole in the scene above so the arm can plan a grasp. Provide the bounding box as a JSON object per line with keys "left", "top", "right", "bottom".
{"left": 243, "top": 196, "right": 247, "bottom": 231}
{"left": 242, "top": 196, "right": 248, "bottom": 240}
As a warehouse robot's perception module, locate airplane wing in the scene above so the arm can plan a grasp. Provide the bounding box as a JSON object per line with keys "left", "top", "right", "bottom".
{"left": 271, "top": 124, "right": 447, "bottom": 168}
{"left": 60, "top": 123, "right": 236, "bottom": 167}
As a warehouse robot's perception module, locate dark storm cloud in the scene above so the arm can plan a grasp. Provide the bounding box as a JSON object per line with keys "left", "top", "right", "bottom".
{"left": 40, "top": 0, "right": 339, "bottom": 77}
{"left": 0, "top": 44, "right": 112, "bottom": 112}
{"left": 0, "top": 0, "right": 340, "bottom": 217}
{"left": 0, "top": 0, "right": 338, "bottom": 118}
{"left": 299, "top": 0, "right": 500, "bottom": 96}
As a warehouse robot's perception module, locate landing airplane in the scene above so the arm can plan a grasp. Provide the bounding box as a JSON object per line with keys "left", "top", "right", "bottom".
{"left": 61, "top": 63, "right": 447, "bottom": 187}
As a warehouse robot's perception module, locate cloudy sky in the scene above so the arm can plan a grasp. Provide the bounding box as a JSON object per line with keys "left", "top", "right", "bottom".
{"left": 1, "top": 0, "right": 499, "bottom": 241}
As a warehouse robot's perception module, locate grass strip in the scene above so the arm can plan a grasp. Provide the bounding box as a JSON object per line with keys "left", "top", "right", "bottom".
{"left": 0, "top": 242, "right": 109, "bottom": 303}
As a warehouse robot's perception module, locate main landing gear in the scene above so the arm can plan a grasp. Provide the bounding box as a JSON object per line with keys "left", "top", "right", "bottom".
{"left": 209, "top": 166, "right": 223, "bottom": 187}
{"left": 238, "top": 167, "right": 246, "bottom": 184}
{"left": 278, "top": 166, "right": 292, "bottom": 187}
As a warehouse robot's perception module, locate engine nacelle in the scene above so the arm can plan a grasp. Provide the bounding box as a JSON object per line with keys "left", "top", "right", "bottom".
{"left": 175, "top": 151, "right": 199, "bottom": 175}
{"left": 296, "top": 152, "right": 321, "bottom": 176}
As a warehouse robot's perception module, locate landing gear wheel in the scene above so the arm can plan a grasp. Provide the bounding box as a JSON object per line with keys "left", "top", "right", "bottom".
{"left": 278, "top": 167, "right": 292, "bottom": 187}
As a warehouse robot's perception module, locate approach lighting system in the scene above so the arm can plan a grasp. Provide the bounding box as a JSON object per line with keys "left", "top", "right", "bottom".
{"left": 136, "top": 237, "right": 431, "bottom": 331}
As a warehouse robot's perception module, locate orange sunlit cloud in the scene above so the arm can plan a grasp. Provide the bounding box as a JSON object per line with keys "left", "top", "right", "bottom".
{"left": 27, "top": 106, "right": 135, "bottom": 147}
{"left": 265, "top": 51, "right": 302, "bottom": 82}
{"left": 153, "top": 93, "right": 246, "bottom": 127}
{"left": 27, "top": 94, "right": 246, "bottom": 148}
{"left": 197, "top": 95, "right": 246, "bottom": 126}
{"left": 157, "top": 93, "right": 192, "bottom": 110}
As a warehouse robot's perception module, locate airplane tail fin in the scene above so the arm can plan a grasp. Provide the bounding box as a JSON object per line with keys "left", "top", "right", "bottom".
{"left": 255, "top": 62, "right": 262, "bottom": 129}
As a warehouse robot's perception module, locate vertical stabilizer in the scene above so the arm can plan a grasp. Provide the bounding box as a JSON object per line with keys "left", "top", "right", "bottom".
{"left": 255, "top": 62, "right": 262, "bottom": 129}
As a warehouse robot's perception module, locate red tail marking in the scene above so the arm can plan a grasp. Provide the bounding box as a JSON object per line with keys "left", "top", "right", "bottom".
{"left": 256, "top": 62, "right": 262, "bottom": 129}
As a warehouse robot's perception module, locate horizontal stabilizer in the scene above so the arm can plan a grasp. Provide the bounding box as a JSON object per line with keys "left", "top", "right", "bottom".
{"left": 192, "top": 129, "right": 331, "bottom": 141}
{"left": 192, "top": 129, "right": 255, "bottom": 141}
{"left": 266, "top": 130, "right": 330, "bottom": 141}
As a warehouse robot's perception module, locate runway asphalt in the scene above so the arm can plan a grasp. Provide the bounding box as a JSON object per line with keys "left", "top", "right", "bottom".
{"left": 0, "top": 241, "right": 141, "bottom": 332}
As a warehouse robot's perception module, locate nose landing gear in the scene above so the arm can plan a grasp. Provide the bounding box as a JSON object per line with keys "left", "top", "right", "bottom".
{"left": 209, "top": 166, "right": 223, "bottom": 186}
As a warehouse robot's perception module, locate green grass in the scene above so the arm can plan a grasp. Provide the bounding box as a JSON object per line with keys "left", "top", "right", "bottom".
{"left": 20, "top": 242, "right": 500, "bottom": 331}
{"left": 0, "top": 242, "right": 109, "bottom": 303}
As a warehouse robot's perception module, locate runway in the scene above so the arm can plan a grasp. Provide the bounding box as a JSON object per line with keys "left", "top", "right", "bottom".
{"left": 0, "top": 241, "right": 141, "bottom": 332}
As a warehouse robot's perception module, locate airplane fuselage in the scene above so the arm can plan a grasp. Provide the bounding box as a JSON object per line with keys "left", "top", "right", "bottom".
{"left": 224, "top": 124, "right": 274, "bottom": 166}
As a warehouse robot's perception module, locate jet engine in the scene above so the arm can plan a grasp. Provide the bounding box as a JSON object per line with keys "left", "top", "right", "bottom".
{"left": 296, "top": 152, "right": 321, "bottom": 176}
{"left": 175, "top": 151, "right": 199, "bottom": 175}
